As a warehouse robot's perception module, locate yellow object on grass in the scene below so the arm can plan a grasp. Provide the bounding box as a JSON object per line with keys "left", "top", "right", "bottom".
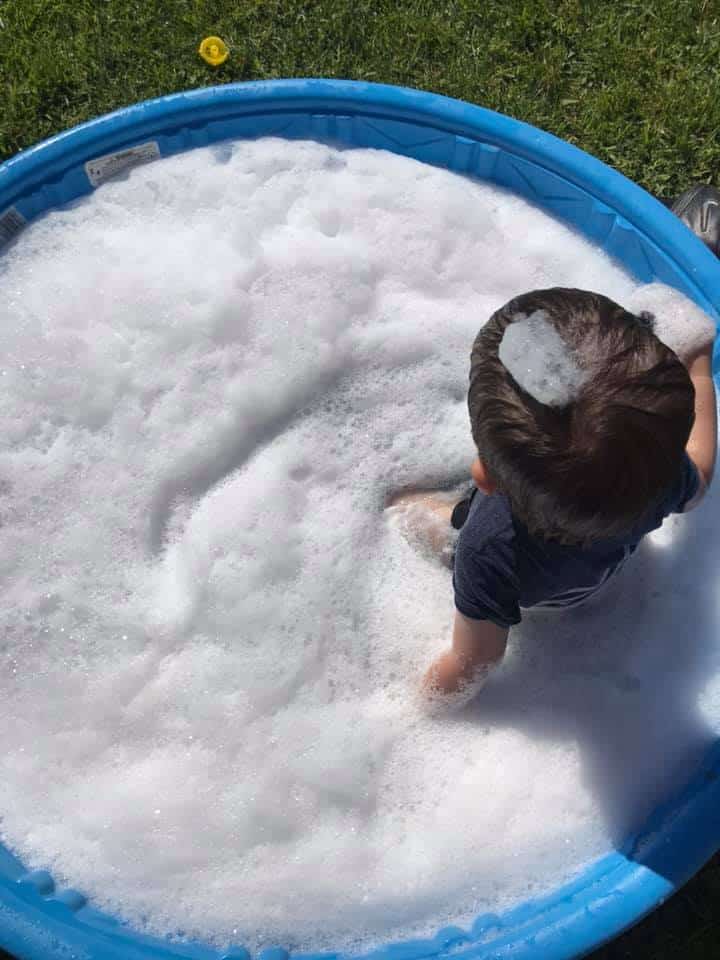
{"left": 199, "top": 36, "right": 229, "bottom": 66}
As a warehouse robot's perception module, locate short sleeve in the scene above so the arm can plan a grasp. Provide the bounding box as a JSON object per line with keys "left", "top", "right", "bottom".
{"left": 453, "top": 535, "right": 521, "bottom": 628}
{"left": 674, "top": 454, "right": 701, "bottom": 513}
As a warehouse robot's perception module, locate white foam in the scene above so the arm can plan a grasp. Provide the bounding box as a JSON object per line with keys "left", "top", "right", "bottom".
{"left": 0, "top": 138, "right": 718, "bottom": 953}
{"left": 628, "top": 282, "right": 716, "bottom": 362}
{"left": 498, "top": 310, "right": 588, "bottom": 405}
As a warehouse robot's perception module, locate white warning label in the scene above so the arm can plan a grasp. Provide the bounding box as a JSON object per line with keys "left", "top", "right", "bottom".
{"left": 0, "top": 206, "right": 26, "bottom": 247}
{"left": 85, "top": 141, "right": 161, "bottom": 187}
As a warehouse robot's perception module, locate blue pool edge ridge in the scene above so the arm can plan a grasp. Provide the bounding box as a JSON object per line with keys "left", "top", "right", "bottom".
{"left": 1, "top": 78, "right": 719, "bottom": 960}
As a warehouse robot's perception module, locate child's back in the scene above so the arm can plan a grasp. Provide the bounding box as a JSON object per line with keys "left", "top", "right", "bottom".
{"left": 453, "top": 452, "right": 698, "bottom": 624}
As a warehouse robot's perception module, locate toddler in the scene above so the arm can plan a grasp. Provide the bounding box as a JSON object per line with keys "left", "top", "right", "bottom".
{"left": 389, "top": 287, "right": 717, "bottom": 705}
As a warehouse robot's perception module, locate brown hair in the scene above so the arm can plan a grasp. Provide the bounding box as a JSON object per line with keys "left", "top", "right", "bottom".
{"left": 468, "top": 288, "right": 695, "bottom": 545}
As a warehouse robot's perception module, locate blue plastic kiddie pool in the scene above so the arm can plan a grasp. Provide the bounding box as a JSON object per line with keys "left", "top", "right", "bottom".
{"left": 1, "top": 79, "right": 719, "bottom": 960}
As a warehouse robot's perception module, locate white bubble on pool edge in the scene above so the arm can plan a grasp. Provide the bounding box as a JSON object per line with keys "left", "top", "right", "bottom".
{"left": 627, "top": 282, "right": 716, "bottom": 363}
{"left": 0, "top": 137, "right": 718, "bottom": 952}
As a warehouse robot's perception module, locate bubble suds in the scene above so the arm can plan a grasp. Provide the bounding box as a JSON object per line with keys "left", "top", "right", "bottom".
{"left": 0, "top": 138, "right": 718, "bottom": 952}
{"left": 628, "top": 282, "right": 716, "bottom": 362}
{"left": 498, "top": 310, "right": 589, "bottom": 406}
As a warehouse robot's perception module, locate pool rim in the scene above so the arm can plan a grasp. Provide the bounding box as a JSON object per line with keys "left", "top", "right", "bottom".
{"left": 1, "top": 78, "right": 719, "bottom": 960}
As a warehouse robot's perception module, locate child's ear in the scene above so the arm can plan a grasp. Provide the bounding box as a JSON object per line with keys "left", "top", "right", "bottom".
{"left": 471, "top": 457, "right": 497, "bottom": 495}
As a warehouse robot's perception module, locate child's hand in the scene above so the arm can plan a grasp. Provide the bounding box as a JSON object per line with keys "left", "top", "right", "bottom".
{"left": 423, "top": 649, "right": 482, "bottom": 696}
{"left": 421, "top": 614, "right": 509, "bottom": 712}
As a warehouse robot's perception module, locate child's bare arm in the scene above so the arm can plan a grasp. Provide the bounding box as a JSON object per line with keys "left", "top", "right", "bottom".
{"left": 685, "top": 345, "right": 717, "bottom": 508}
{"left": 423, "top": 612, "right": 508, "bottom": 699}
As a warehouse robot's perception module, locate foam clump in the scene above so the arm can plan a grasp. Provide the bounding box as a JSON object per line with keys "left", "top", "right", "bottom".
{"left": 628, "top": 282, "right": 716, "bottom": 362}
{"left": 0, "top": 138, "right": 719, "bottom": 952}
{"left": 498, "top": 310, "right": 588, "bottom": 405}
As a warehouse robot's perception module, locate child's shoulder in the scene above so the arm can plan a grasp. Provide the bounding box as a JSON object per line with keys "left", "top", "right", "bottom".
{"left": 457, "top": 491, "right": 516, "bottom": 556}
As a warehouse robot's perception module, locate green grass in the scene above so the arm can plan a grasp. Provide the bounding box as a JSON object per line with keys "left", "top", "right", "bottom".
{"left": 1, "top": 2, "right": 720, "bottom": 958}
{"left": 2, "top": 0, "right": 720, "bottom": 196}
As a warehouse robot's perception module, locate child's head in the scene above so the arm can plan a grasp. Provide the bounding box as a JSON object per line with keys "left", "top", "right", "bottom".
{"left": 468, "top": 288, "right": 695, "bottom": 545}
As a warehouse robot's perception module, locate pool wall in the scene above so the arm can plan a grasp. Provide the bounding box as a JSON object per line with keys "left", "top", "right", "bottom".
{"left": 1, "top": 79, "right": 719, "bottom": 960}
